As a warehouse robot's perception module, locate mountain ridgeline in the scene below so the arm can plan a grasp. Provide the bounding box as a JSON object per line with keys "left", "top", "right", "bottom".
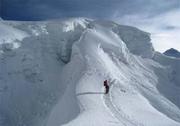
{"left": 0, "top": 18, "right": 180, "bottom": 126}
{"left": 164, "top": 48, "right": 180, "bottom": 58}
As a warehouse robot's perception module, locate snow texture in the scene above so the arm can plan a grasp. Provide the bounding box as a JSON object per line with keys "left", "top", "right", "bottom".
{"left": 0, "top": 18, "right": 180, "bottom": 126}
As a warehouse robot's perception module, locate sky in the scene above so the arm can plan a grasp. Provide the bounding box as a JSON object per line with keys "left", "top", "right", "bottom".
{"left": 1, "top": 0, "right": 180, "bottom": 52}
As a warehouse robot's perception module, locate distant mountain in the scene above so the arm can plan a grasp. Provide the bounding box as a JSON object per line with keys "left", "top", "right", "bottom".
{"left": 164, "top": 48, "right": 180, "bottom": 58}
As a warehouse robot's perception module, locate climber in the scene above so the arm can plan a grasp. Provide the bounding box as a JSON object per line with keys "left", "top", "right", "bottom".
{"left": 104, "top": 80, "right": 109, "bottom": 94}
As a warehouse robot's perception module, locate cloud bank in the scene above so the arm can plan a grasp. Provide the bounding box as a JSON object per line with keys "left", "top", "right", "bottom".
{"left": 116, "top": 8, "right": 180, "bottom": 52}
{"left": 1, "top": 0, "right": 180, "bottom": 52}
{"left": 1, "top": 0, "right": 179, "bottom": 20}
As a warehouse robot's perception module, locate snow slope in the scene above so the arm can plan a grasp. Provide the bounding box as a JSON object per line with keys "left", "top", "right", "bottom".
{"left": 0, "top": 18, "right": 180, "bottom": 126}
{"left": 0, "top": 21, "right": 28, "bottom": 52}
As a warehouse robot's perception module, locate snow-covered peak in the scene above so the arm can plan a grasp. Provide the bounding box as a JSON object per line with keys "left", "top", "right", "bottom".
{"left": 164, "top": 48, "right": 180, "bottom": 58}
{"left": 112, "top": 25, "right": 154, "bottom": 58}
{"left": 91, "top": 20, "right": 154, "bottom": 58}
{"left": 62, "top": 18, "right": 90, "bottom": 32}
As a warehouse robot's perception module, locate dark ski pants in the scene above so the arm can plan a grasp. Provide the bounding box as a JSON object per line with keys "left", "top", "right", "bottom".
{"left": 105, "top": 86, "right": 109, "bottom": 94}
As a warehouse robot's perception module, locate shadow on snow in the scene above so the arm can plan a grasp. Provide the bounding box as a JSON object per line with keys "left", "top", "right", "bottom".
{"left": 76, "top": 92, "right": 105, "bottom": 96}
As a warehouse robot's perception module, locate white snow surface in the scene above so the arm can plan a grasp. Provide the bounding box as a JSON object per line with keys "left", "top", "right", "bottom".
{"left": 0, "top": 21, "right": 28, "bottom": 51}
{"left": 0, "top": 18, "right": 180, "bottom": 126}
{"left": 62, "top": 18, "right": 90, "bottom": 32}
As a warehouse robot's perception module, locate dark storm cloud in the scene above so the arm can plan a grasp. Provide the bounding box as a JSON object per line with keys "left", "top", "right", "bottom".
{"left": 1, "top": 0, "right": 180, "bottom": 20}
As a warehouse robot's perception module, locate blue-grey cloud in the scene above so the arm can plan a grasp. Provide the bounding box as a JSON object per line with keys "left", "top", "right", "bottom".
{"left": 1, "top": 0, "right": 180, "bottom": 20}
{"left": 162, "top": 25, "right": 180, "bottom": 30}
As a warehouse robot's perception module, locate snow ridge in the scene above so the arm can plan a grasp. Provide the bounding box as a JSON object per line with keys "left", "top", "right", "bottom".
{"left": 0, "top": 18, "right": 180, "bottom": 126}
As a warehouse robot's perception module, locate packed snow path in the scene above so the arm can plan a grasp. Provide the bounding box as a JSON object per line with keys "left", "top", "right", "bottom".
{"left": 103, "top": 83, "right": 144, "bottom": 126}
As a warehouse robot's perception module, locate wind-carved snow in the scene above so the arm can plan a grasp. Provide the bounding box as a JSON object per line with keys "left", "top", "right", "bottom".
{"left": 61, "top": 26, "right": 180, "bottom": 126}
{"left": 0, "top": 18, "right": 180, "bottom": 126}
{"left": 62, "top": 18, "right": 89, "bottom": 32}
{"left": 0, "top": 22, "right": 28, "bottom": 52}
{"left": 28, "top": 24, "right": 48, "bottom": 36}
{"left": 112, "top": 24, "right": 154, "bottom": 58}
